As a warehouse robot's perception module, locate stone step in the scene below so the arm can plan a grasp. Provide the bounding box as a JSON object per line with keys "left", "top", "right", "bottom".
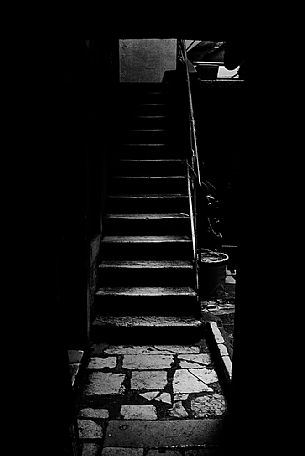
{"left": 98, "top": 259, "right": 194, "bottom": 287}
{"left": 91, "top": 315, "right": 203, "bottom": 343}
{"left": 135, "top": 103, "right": 168, "bottom": 115}
{"left": 130, "top": 115, "right": 169, "bottom": 128}
{"left": 100, "top": 235, "right": 193, "bottom": 260}
{"left": 122, "top": 128, "right": 169, "bottom": 144}
{"left": 103, "top": 419, "right": 223, "bottom": 449}
{"left": 104, "top": 212, "right": 190, "bottom": 235}
{"left": 118, "top": 84, "right": 167, "bottom": 99}
{"left": 110, "top": 176, "right": 187, "bottom": 193}
{"left": 99, "top": 259, "right": 193, "bottom": 269}
{"left": 119, "top": 143, "right": 184, "bottom": 159}
{"left": 116, "top": 159, "right": 185, "bottom": 176}
{"left": 96, "top": 286, "right": 196, "bottom": 298}
{"left": 106, "top": 193, "right": 189, "bottom": 213}
{"left": 94, "top": 286, "right": 197, "bottom": 316}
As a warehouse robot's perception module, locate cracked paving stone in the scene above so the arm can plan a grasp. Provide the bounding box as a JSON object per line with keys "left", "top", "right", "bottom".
{"left": 168, "top": 401, "right": 188, "bottom": 418}
{"left": 84, "top": 372, "right": 126, "bottom": 395}
{"left": 122, "top": 354, "right": 174, "bottom": 370}
{"left": 131, "top": 371, "right": 168, "bottom": 390}
{"left": 155, "top": 392, "right": 172, "bottom": 405}
{"left": 174, "top": 393, "right": 189, "bottom": 401}
{"left": 157, "top": 345, "right": 200, "bottom": 354}
{"left": 79, "top": 408, "right": 109, "bottom": 419}
{"left": 104, "top": 345, "right": 200, "bottom": 355}
{"left": 178, "top": 354, "right": 211, "bottom": 368}
{"left": 191, "top": 394, "right": 227, "bottom": 418}
{"left": 121, "top": 404, "right": 158, "bottom": 420}
{"left": 188, "top": 368, "right": 219, "bottom": 385}
{"left": 102, "top": 449, "right": 144, "bottom": 456}
{"left": 184, "top": 449, "right": 219, "bottom": 456}
{"left": 78, "top": 420, "right": 103, "bottom": 439}
{"left": 139, "top": 391, "right": 160, "bottom": 401}
{"left": 87, "top": 357, "right": 117, "bottom": 369}
{"left": 81, "top": 442, "right": 101, "bottom": 456}
{"left": 146, "top": 450, "right": 182, "bottom": 456}
{"left": 173, "top": 370, "right": 213, "bottom": 394}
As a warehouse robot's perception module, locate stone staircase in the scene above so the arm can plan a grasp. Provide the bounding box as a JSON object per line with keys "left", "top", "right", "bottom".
{"left": 92, "top": 82, "right": 203, "bottom": 342}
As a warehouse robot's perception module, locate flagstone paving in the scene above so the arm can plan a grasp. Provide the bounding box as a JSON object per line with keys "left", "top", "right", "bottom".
{"left": 77, "top": 341, "right": 229, "bottom": 455}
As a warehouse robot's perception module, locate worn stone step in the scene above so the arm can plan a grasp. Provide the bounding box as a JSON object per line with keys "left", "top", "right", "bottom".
{"left": 96, "top": 286, "right": 196, "bottom": 298}
{"left": 104, "top": 212, "right": 190, "bottom": 235}
{"left": 122, "top": 128, "right": 169, "bottom": 144}
{"left": 106, "top": 193, "right": 189, "bottom": 213}
{"left": 99, "top": 259, "right": 193, "bottom": 269}
{"left": 110, "top": 176, "right": 187, "bottom": 193}
{"left": 105, "top": 213, "right": 189, "bottom": 220}
{"left": 91, "top": 315, "right": 203, "bottom": 343}
{"left": 118, "top": 84, "right": 167, "bottom": 100}
{"left": 119, "top": 143, "right": 183, "bottom": 159}
{"left": 94, "top": 286, "right": 197, "bottom": 316}
{"left": 103, "top": 419, "right": 224, "bottom": 449}
{"left": 121, "top": 95, "right": 168, "bottom": 107}
{"left": 98, "top": 259, "right": 194, "bottom": 286}
{"left": 116, "top": 159, "right": 185, "bottom": 176}
{"left": 135, "top": 103, "right": 168, "bottom": 115}
{"left": 100, "top": 235, "right": 193, "bottom": 260}
{"left": 130, "top": 115, "right": 169, "bottom": 128}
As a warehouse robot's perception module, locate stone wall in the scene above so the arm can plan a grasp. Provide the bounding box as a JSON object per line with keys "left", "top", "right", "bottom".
{"left": 119, "top": 39, "right": 177, "bottom": 82}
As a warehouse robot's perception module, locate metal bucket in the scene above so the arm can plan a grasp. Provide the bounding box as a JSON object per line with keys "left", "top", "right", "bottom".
{"left": 200, "top": 249, "right": 229, "bottom": 299}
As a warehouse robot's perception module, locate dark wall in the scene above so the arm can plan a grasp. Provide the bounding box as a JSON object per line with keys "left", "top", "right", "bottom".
{"left": 191, "top": 79, "right": 244, "bottom": 245}
{"left": 48, "top": 39, "right": 119, "bottom": 347}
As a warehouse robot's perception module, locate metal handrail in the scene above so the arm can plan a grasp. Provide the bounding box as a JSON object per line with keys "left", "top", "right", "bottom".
{"left": 176, "top": 39, "right": 203, "bottom": 301}
{"left": 192, "top": 61, "right": 225, "bottom": 65}
{"left": 177, "top": 39, "right": 202, "bottom": 187}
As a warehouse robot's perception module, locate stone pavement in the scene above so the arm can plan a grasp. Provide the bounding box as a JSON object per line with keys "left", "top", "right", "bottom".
{"left": 202, "top": 267, "right": 236, "bottom": 359}
{"left": 69, "top": 267, "right": 236, "bottom": 455}
{"left": 74, "top": 338, "right": 230, "bottom": 456}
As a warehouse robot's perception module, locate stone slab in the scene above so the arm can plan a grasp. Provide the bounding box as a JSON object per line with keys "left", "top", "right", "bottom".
{"left": 122, "top": 354, "right": 174, "bottom": 369}
{"left": 68, "top": 349, "right": 84, "bottom": 364}
{"left": 173, "top": 370, "right": 213, "bottom": 394}
{"left": 85, "top": 372, "right": 126, "bottom": 395}
{"left": 155, "top": 392, "right": 172, "bottom": 405}
{"left": 121, "top": 404, "right": 157, "bottom": 420}
{"left": 178, "top": 354, "right": 211, "bottom": 368}
{"left": 222, "top": 356, "right": 232, "bottom": 379}
{"left": 191, "top": 394, "right": 227, "bottom": 418}
{"left": 139, "top": 391, "right": 160, "bottom": 401}
{"left": 210, "top": 322, "right": 225, "bottom": 344}
{"left": 78, "top": 420, "right": 103, "bottom": 439}
{"left": 146, "top": 451, "right": 182, "bottom": 456}
{"left": 104, "top": 420, "right": 223, "bottom": 447}
{"left": 131, "top": 371, "right": 168, "bottom": 390}
{"left": 102, "top": 449, "right": 143, "bottom": 456}
{"left": 87, "top": 357, "right": 117, "bottom": 369}
{"left": 168, "top": 401, "right": 188, "bottom": 418}
{"left": 70, "top": 363, "right": 81, "bottom": 386}
{"left": 79, "top": 408, "right": 109, "bottom": 419}
{"left": 184, "top": 449, "right": 219, "bottom": 456}
{"left": 225, "top": 275, "right": 236, "bottom": 284}
{"left": 188, "top": 368, "right": 219, "bottom": 385}
{"left": 216, "top": 344, "right": 228, "bottom": 357}
{"left": 174, "top": 393, "right": 189, "bottom": 401}
{"left": 104, "top": 345, "right": 200, "bottom": 355}
{"left": 82, "top": 442, "right": 101, "bottom": 456}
